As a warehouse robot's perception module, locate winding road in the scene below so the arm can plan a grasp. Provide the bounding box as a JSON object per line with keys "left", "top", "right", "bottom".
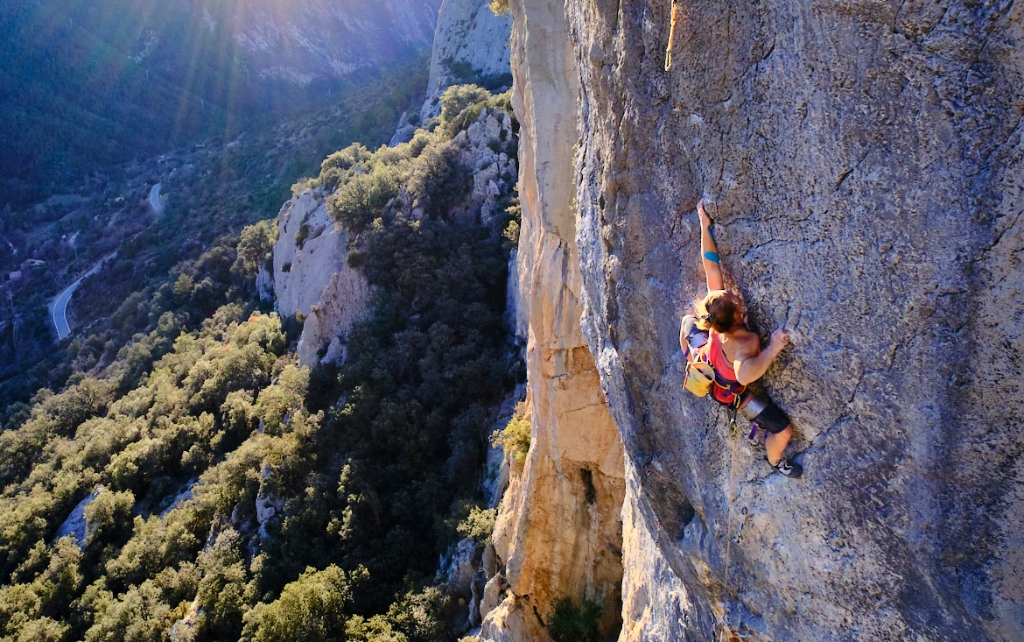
{"left": 149, "top": 182, "right": 165, "bottom": 214}
{"left": 49, "top": 182, "right": 165, "bottom": 340}
{"left": 50, "top": 252, "right": 117, "bottom": 340}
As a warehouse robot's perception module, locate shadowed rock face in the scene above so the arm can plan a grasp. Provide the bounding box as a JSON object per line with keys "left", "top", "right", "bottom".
{"left": 563, "top": 0, "right": 1024, "bottom": 639}
{"left": 479, "top": 0, "right": 625, "bottom": 638}
{"left": 490, "top": 0, "right": 1024, "bottom": 640}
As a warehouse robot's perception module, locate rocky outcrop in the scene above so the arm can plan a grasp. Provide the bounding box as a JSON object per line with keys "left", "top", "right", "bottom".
{"left": 272, "top": 188, "right": 370, "bottom": 367}
{"left": 276, "top": 102, "right": 521, "bottom": 370}
{"left": 420, "top": 0, "right": 513, "bottom": 120}
{"left": 255, "top": 462, "right": 284, "bottom": 540}
{"left": 387, "top": 108, "right": 519, "bottom": 225}
{"left": 54, "top": 487, "right": 104, "bottom": 548}
{"left": 479, "top": 0, "right": 625, "bottom": 638}
{"left": 457, "top": 111, "right": 519, "bottom": 223}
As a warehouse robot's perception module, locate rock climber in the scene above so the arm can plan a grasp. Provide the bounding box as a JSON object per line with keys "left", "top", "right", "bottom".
{"left": 679, "top": 199, "right": 803, "bottom": 477}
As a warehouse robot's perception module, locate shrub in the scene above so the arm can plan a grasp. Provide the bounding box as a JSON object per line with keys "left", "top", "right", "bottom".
{"left": 290, "top": 178, "right": 318, "bottom": 198}
{"left": 82, "top": 579, "right": 177, "bottom": 642}
{"left": 236, "top": 220, "right": 278, "bottom": 272}
{"left": 457, "top": 506, "right": 496, "bottom": 544}
{"left": 195, "top": 528, "right": 249, "bottom": 640}
{"left": 439, "top": 85, "right": 491, "bottom": 127}
{"left": 547, "top": 596, "right": 602, "bottom": 642}
{"left": 405, "top": 143, "right": 470, "bottom": 216}
{"left": 490, "top": 402, "right": 531, "bottom": 464}
{"left": 323, "top": 144, "right": 373, "bottom": 172}
{"left": 84, "top": 489, "right": 135, "bottom": 546}
{"left": 502, "top": 220, "right": 520, "bottom": 250}
{"left": 346, "top": 250, "right": 366, "bottom": 268}
{"left": 328, "top": 165, "right": 400, "bottom": 233}
{"left": 346, "top": 586, "right": 451, "bottom": 642}
{"left": 295, "top": 223, "right": 310, "bottom": 250}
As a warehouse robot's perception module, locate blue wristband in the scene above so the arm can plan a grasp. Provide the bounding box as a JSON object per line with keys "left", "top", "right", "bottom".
{"left": 703, "top": 251, "right": 720, "bottom": 264}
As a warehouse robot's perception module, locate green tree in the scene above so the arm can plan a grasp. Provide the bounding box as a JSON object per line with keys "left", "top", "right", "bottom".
{"left": 439, "top": 85, "right": 491, "bottom": 126}
{"left": 84, "top": 489, "right": 135, "bottom": 546}
{"left": 547, "top": 597, "right": 603, "bottom": 642}
{"left": 194, "top": 529, "right": 249, "bottom": 640}
{"left": 242, "top": 566, "right": 352, "bottom": 642}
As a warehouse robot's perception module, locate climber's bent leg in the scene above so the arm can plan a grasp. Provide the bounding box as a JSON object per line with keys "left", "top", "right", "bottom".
{"left": 765, "top": 425, "right": 792, "bottom": 466}
{"left": 739, "top": 395, "right": 792, "bottom": 465}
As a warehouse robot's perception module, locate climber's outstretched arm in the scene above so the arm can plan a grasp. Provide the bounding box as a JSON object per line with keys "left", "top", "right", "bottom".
{"left": 733, "top": 329, "right": 790, "bottom": 385}
{"left": 697, "top": 200, "right": 724, "bottom": 292}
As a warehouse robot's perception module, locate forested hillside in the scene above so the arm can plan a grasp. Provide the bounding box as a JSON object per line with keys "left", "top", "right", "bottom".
{"left": 0, "top": 61, "right": 428, "bottom": 409}
{"left": 0, "top": 87, "right": 522, "bottom": 641}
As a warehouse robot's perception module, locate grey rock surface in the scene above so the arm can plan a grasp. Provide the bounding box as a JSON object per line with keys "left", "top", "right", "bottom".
{"left": 446, "top": 537, "right": 480, "bottom": 599}
{"left": 272, "top": 188, "right": 370, "bottom": 367}
{"left": 557, "top": 1, "right": 1024, "bottom": 640}
{"left": 55, "top": 487, "right": 103, "bottom": 548}
{"left": 480, "top": 573, "right": 506, "bottom": 620}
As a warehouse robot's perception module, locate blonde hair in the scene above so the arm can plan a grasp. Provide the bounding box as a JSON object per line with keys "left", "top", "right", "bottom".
{"left": 695, "top": 290, "right": 741, "bottom": 333}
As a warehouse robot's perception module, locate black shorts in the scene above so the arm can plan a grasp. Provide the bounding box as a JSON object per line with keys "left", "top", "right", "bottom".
{"left": 740, "top": 395, "right": 790, "bottom": 434}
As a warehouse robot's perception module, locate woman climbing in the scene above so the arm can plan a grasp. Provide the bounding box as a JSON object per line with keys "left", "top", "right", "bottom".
{"left": 680, "top": 199, "right": 803, "bottom": 477}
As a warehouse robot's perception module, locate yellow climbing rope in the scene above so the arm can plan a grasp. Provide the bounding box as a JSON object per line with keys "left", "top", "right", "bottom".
{"left": 665, "top": 0, "right": 683, "bottom": 71}
{"left": 718, "top": 414, "right": 742, "bottom": 642}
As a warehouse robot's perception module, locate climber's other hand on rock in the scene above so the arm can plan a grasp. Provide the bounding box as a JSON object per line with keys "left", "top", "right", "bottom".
{"left": 769, "top": 328, "right": 791, "bottom": 352}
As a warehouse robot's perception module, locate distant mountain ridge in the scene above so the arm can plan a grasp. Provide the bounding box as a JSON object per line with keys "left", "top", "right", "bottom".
{"left": 0, "top": 0, "right": 441, "bottom": 204}
{"left": 226, "top": 0, "right": 441, "bottom": 83}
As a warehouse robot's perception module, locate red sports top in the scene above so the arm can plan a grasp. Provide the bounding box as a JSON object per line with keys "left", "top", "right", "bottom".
{"left": 702, "top": 330, "right": 748, "bottom": 404}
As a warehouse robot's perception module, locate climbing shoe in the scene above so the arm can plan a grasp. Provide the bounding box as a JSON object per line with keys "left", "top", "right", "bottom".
{"left": 771, "top": 458, "right": 803, "bottom": 478}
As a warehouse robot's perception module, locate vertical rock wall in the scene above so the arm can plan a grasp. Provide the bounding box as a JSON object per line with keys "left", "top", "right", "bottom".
{"left": 479, "top": 0, "right": 625, "bottom": 638}
{"left": 560, "top": 0, "right": 1024, "bottom": 640}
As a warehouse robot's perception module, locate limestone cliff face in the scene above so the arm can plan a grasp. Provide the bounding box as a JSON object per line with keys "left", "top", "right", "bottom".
{"left": 570, "top": 1, "right": 1024, "bottom": 640}
{"left": 272, "top": 189, "right": 370, "bottom": 367}
{"left": 479, "top": 0, "right": 625, "bottom": 638}
{"left": 420, "top": 0, "right": 513, "bottom": 120}
{"left": 492, "top": 0, "right": 1024, "bottom": 640}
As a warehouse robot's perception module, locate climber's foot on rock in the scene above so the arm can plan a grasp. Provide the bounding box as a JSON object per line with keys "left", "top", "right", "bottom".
{"left": 771, "top": 458, "right": 802, "bottom": 478}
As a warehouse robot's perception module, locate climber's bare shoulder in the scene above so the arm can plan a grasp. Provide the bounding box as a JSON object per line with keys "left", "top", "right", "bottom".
{"left": 728, "top": 328, "right": 760, "bottom": 355}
